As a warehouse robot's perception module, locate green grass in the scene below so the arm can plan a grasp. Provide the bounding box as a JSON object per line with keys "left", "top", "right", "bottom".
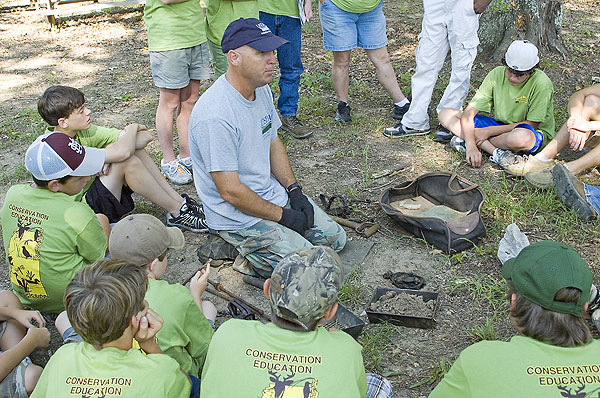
{"left": 410, "top": 357, "right": 453, "bottom": 388}
{"left": 0, "top": 162, "right": 29, "bottom": 184}
{"left": 338, "top": 270, "right": 362, "bottom": 307}
{"left": 359, "top": 323, "right": 396, "bottom": 372}
{"left": 447, "top": 273, "right": 508, "bottom": 313}
{"left": 0, "top": 107, "right": 47, "bottom": 151}
{"left": 471, "top": 316, "right": 499, "bottom": 341}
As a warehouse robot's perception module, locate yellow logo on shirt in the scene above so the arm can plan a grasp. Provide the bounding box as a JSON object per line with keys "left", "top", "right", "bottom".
{"left": 8, "top": 221, "right": 47, "bottom": 298}
{"left": 515, "top": 95, "right": 528, "bottom": 104}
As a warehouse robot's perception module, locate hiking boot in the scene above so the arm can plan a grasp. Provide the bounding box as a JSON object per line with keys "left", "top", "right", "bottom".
{"left": 524, "top": 167, "right": 554, "bottom": 189}
{"left": 552, "top": 164, "right": 596, "bottom": 221}
{"left": 177, "top": 155, "right": 193, "bottom": 174}
{"left": 197, "top": 234, "right": 238, "bottom": 264}
{"left": 280, "top": 115, "right": 313, "bottom": 139}
{"left": 433, "top": 125, "right": 453, "bottom": 143}
{"left": 181, "top": 193, "right": 203, "bottom": 214}
{"left": 166, "top": 202, "right": 209, "bottom": 233}
{"left": 392, "top": 102, "right": 410, "bottom": 120}
{"left": 503, "top": 155, "right": 553, "bottom": 177}
{"left": 334, "top": 101, "right": 351, "bottom": 123}
{"left": 161, "top": 159, "right": 193, "bottom": 185}
{"left": 383, "top": 122, "right": 429, "bottom": 138}
{"left": 449, "top": 136, "right": 466, "bottom": 153}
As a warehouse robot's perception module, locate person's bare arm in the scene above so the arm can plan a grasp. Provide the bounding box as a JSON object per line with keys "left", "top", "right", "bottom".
{"left": 269, "top": 137, "right": 297, "bottom": 191}
{"left": 211, "top": 171, "right": 284, "bottom": 222}
{"left": 460, "top": 106, "right": 482, "bottom": 168}
{"left": 473, "top": 0, "right": 493, "bottom": 14}
{"left": 474, "top": 120, "right": 540, "bottom": 144}
{"left": 103, "top": 124, "right": 148, "bottom": 163}
{"left": 0, "top": 328, "right": 49, "bottom": 383}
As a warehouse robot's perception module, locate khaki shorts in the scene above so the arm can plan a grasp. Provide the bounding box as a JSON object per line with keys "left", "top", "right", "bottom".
{"left": 0, "top": 321, "right": 29, "bottom": 398}
{"left": 150, "top": 42, "right": 211, "bottom": 89}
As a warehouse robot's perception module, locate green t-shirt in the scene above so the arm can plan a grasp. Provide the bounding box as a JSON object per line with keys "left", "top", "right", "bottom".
{"left": 200, "top": 319, "right": 367, "bottom": 397}
{"left": 259, "top": 0, "right": 299, "bottom": 18}
{"left": 1, "top": 185, "right": 107, "bottom": 313}
{"left": 330, "top": 0, "right": 380, "bottom": 13}
{"left": 469, "top": 66, "right": 556, "bottom": 146}
{"left": 144, "top": 0, "right": 207, "bottom": 52}
{"left": 146, "top": 278, "right": 214, "bottom": 376}
{"left": 30, "top": 341, "right": 191, "bottom": 397}
{"left": 44, "top": 125, "right": 121, "bottom": 202}
{"left": 205, "top": 0, "right": 259, "bottom": 45}
{"left": 430, "top": 336, "right": 600, "bottom": 398}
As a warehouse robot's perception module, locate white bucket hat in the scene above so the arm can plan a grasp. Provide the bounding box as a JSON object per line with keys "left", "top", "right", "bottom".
{"left": 505, "top": 40, "right": 539, "bottom": 72}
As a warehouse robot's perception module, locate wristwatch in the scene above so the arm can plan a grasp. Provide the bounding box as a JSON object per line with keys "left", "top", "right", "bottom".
{"left": 286, "top": 182, "right": 302, "bottom": 193}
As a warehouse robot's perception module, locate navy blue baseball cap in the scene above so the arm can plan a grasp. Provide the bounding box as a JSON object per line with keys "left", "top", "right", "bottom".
{"left": 221, "top": 18, "right": 289, "bottom": 53}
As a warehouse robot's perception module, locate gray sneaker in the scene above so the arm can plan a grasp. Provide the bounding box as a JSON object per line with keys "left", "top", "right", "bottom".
{"left": 449, "top": 136, "right": 466, "bottom": 153}
{"left": 490, "top": 148, "right": 523, "bottom": 169}
{"left": 177, "top": 155, "right": 193, "bottom": 174}
{"left": 383, "top": 123, "right": 429, "bottom": 138}
{"left": 161, "top": 159, "right": 192, "bottom": 185}
{"left": 334, "top": 101, "right": 351, "bottom": 123}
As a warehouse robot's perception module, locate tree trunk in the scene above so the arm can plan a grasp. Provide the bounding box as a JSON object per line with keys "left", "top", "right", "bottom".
{"left": 478, "top": 0, "right": 567, "bottom": 61}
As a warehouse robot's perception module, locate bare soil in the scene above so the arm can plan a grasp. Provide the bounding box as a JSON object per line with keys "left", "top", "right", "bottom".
{"left": 370, "top": 291, "right": 435, "bottom": 316}
{"left": 0, "top": 0, "right": 599, "bottom": 396}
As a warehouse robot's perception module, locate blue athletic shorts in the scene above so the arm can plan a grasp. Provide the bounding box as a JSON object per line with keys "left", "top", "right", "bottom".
{"left": 319, "top": 0, "right": 387, "bottom": 51}
{"left": 473, "top": 114, "right": 543, "bottom": 154}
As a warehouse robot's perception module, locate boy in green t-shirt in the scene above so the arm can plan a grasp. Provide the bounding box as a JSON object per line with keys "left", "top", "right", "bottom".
{"left": 1, "top": 132, "right": 109, "bottom": 313}
{"left": 200, "top": 246, "right": 392, "bottom": 398}
{"left": 0, "top": 290, "right": 49, "bottom": 398}
{"left": 31, "top": 259, "right": 193, "bottom": 397}
{"left": 107, "top": 214, "right": 216, "bottom": 376}
{"left": 438, "top": 40, "right": 555, "bottom": 169}
{"left": 38, "top": 85, "right": 208, "bottom": 233}
{"left": 430, "top": 240, "right": 600, "bottom": 397}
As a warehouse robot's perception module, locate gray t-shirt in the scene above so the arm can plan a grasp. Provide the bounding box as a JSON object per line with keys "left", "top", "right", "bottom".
{"left": 189, "top": 75, "right": 287, "bottom": 230}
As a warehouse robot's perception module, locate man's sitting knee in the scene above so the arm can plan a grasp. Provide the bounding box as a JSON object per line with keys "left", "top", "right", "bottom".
{"left": 507, "top": 128, "right": 536, "bottom": 151}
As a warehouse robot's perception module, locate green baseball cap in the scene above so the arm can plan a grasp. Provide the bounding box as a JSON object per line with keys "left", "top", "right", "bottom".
{"left": 269, "top": 246, "right": 344, "bottom": 330}
{"left": 502, "top": 240, "right": 592, "bottom": 316}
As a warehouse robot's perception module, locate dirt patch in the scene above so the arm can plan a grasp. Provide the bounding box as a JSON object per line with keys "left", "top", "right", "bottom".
{"left": 370, "top": 291, "right": 435, "bottom": 317}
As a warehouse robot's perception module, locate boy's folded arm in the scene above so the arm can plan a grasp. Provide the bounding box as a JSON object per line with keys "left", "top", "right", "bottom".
{"left": 103, "top": 124, "right": 141, "bottom": 163}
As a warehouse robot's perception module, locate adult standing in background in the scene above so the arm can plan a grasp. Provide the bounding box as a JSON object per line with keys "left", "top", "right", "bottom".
{"left": 384, "top": 0, "right": 492, "bottom": 138}
{"left": 259, "top": 0, "right": 314, "bottom": 139}
{"left": 205, "top": 0, "right": 259, "bottom": 80}
{"left": 318, "top": 0, "right": 409, "bottom": 124}
{"left": 144, "top": 0, "right": 211, "bottom": 184}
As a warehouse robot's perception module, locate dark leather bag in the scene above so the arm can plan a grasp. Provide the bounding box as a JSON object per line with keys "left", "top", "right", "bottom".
{"left": 379, "top": 172, "right": 486, "bottom": 253}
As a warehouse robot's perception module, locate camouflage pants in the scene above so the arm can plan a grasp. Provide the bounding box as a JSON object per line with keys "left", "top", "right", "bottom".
{"left": 219, "top": 197, "right": 346, "bottom": 277}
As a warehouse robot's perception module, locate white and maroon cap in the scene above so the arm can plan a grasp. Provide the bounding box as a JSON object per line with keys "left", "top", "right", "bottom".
{"left": 25, "top": 132, "right": 105, "bottom": 180}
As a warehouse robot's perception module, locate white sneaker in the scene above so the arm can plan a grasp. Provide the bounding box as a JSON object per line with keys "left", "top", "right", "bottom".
{"left": 161, "top": 159, "right": 192, "bottom": 185}
{"left": 177, "top": 155, "right": 193, "bottom": 174}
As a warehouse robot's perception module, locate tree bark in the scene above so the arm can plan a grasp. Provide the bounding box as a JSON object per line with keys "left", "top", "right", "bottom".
{"left": 478, "top": 0, "right": 567, "bottom": 61}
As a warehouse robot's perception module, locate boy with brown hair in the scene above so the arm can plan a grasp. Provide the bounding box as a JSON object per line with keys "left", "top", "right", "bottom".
{"left": 31, "top": 259, "right": 192, "bottom": 397}
{"left": 0, "top": 290, "right": 49, "bottom": 398}
{"left": 1, "top": 132, "right": 109, "bottom": 313}
{"left": 37, "top": 85, "right": 208, "bottom": 232}
{"left": 108, "top": 214, "right": 216, "bottom": 376}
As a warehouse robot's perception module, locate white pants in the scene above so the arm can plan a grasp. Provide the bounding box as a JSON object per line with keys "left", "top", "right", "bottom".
{"left": 401, "top": 0, "right": 480, "bottom": 130}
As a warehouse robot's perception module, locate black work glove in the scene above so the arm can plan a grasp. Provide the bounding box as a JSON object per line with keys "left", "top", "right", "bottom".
{"left": 278, "top": 207, "right": 307, "bottom": 235}
{"left": 288, "top": 188, "right": 314, "bottom": 228}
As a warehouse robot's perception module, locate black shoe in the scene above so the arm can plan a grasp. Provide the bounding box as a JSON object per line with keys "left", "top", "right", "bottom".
{"left": 552, "top": 164, "right": 596, "bottom": 221}
{"left": 166, "top": 203, "right": 209, "bottom": 233}
{"left": 181, "top": 193, "right": 203, "bottom": 214}
{"left": 433, "top": 125, "right": 453, "bottom": 143}
{"left": 334, "top": 101, "right": 351, "bottom": 123}
{"left": 383, "top": 122, "right": 429, "bottom": 138}
{"left": 393, "top": 102, "right": 410, "bottom": 120}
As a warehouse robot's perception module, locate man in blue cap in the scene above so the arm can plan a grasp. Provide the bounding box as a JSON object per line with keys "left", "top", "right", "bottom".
{"left": 188, "top": 18, "right": 345, "bottom": 277}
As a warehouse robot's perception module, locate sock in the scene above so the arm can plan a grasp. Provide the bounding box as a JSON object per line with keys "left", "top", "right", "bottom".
{"left": 395, "top": 98, "right": 409, "bottom": 107}
{"left": 534, "top": 154, "right": 551, "bottom": 161}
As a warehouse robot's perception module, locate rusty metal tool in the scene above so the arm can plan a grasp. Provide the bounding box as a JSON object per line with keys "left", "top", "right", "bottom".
{"left": 243, "top": 275, "right": 266, "bottom": 290}
{"left": 207, "top": 279, "right": 269, "bottom": 321}
{"left": 330, "top": 215, "right": 380, "bottom": 238}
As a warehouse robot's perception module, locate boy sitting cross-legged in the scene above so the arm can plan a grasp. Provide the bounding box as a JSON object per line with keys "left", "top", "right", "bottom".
{"left": 1, "top": 132, "right": 109, "bottom": 314}
{"left": 0, "top": 290, "right": 50, "bottom": 398}
{"left": 108, "top": 214, "right": 217, "bottom": 376}
{"left": 31, "top": 259, "right": 193, "bottom": 397}
{"left": 38, "top": 85, "right": 207, "bottom": 232}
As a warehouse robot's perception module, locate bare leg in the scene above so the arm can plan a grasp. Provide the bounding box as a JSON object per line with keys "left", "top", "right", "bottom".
{"left": 175, "top": 80, "right": 200, "bottom": 159}
{"left": 96, "top": 214, "right": 110, "bottom": 244}
{"left": 201, "top": 301, "right": 217, "bottom": 323}
{"left": 24, "top": 364, "right": 43, "bottom": 395}
{"left": 156, "top": 88, "right": 182, "bottom": 164}
{"left": 488, "top": 127, "right": 537, "bottom": 154}
{"left": 135, "top": 149, "right": 183, "bottom": 204}
{"left": 365, "top": 47, "right": 406, "bottom": 103}
{"left": 54, "top": 311, "right": 71, "bottom": 336}
{"left": 0, "top": 291, "right": 26, "bottom": 350}
{"left": 438, "top": 108, "right": 465, "bottom": 138}
{"left": 332, "top": 50, "right": 351, "bottom": 103}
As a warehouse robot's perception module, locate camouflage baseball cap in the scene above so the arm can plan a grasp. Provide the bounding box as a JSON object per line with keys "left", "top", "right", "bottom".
{"left": 269, "top": 246, "right": 344, "bottom": 330}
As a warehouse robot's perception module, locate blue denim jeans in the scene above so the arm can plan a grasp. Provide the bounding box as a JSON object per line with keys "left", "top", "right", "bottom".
{"left": 584, "top": 184, "right": 600, "bottom": 214}
{"left": 259, "top": 12, "right": 303, "bottom": 117}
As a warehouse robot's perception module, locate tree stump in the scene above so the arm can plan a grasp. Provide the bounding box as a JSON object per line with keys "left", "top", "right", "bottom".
{"left": 478, "top": 0, "right": 567, "bottom": 61}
